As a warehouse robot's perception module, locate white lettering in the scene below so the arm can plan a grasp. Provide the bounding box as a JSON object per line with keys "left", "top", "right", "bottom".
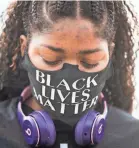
{"left": 81, "top": 89, "right": 90, "bottom": 101}
{"left": 60, "top": 103, "right": 66, "bottom": 114}
{"left": 82, "top": 100, "right": 92, "bottom": 111}
{"left": 57, "top": 79, "right": 70, "bottom": 91}
{"left": 46, "top": 74, "right": 54, "bottom": 87}
{"left": 33, "top": 87, "right": 43, "bottom": 105}
{"left": 44, "top": 99, "right": 55, "bottom": 111}
{"left": 71, "top": 91, "right": 80, "bottom": 103}
{"left": 73, "top": 102, "right": 83, "bottom": 114}
{"left": 36, "top": 70, "right": 45, "bottom": 84}
{"left": 50, "top": 88, "right": 55, "bottom": 100}
{"left": 42, "top": 85, "right": 49, "bottom": 99}
{"left": 57, "top": 89, "right": 70, "bottom": 102}
{"left": 72, "top": 78, "right": 85, "bottom": 90}
{"left": 86, "top": 74, "right": 98, "bottom": 88}
{"left": 89, "top": 96, "right": 98, "bottom": 108}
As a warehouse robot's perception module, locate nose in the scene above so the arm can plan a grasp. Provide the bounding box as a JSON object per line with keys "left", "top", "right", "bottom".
{"left": 64, "top": 52, "right": 79, "bottom": 65}
{"left": 64, "top": 58, "right": 78, "bottom": 66}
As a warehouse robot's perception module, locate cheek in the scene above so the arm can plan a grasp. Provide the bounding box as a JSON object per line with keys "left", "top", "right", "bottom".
{"left": 98, "top": 49, "right": 110, "bottom": 70}
{"left": 79, "top": 50, "right": 109, "bottom": 73}
{"left": 98, "top": 50, "right": 110, "bottom": 71}
{"left": 28, "top": 44, "right": 63, "bottom": 71}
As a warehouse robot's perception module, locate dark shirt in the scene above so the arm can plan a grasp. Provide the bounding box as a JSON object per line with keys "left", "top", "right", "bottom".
{"left": 0, "top": 97, "right": 139, "bottom": 148}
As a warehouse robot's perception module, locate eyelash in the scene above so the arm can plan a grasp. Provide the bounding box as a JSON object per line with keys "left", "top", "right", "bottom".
{"left": 42, "top": 58, "right": 99, "bottom": 69}
{"left": 80, "top": 61, "right": 99, "bottom": 69}
{"left": 42, "top": 59, "right": 62, "bottom": 66}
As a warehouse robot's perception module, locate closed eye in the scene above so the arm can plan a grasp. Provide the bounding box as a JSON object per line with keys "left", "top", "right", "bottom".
{"left": 80, "top": 61, "right": 99, "bottom": 69}
{"left": 42, "top": 58, "right": 62, "bottom": 66}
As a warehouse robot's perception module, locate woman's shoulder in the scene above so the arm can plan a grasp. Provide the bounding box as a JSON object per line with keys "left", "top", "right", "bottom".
{"left": 97, "top": 105, "right": 139, "bottom": 148}
{"left": 107, "top": 105, "right": 139, "bottom": 123}
{"left": 0, "top": 97, "right": 29, "bottom": 148}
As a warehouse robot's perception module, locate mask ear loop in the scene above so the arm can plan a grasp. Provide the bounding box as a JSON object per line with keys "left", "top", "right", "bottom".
{"left": 20, "top": 41, "right": 31, "bottom": 70}
{"left": 24, "top": 48, "right": 28, "bottom": 57}
{"left": 23, "top": 39, "right": 30, "bottom": 56}
{"left": 19, "top": 46, "right": 28, "bottom": 68}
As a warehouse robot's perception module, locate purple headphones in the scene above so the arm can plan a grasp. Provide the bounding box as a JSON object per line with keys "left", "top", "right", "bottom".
{"left": 17, "top": 86, "right": 108, "bottom": 147}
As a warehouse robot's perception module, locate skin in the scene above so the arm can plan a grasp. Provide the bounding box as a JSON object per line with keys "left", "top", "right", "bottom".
{"left": 20, "top": 18, "right": 114, "bottom": 110}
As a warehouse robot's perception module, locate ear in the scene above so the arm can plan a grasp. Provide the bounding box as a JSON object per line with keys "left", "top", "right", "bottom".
{"left": 109, "top": 42, "right": 115, "bottom": 58}
{"left": 20, "top": 35, "right": 27, "bottom": 57}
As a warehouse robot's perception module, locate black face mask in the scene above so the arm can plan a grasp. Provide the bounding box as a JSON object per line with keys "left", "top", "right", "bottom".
{"left": 21, "top": 51, "right": 112, "bottom": 125}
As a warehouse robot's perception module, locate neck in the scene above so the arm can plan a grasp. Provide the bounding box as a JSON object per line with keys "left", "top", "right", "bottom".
{"left": 24, "top": 96, "right": 42, "bottom": 111}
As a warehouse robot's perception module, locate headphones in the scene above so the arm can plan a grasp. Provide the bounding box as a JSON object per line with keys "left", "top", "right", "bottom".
{"left": 17, "top": 86, "right": 108, "bottom": 147}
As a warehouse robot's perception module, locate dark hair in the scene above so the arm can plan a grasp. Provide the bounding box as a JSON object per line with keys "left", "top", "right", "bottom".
{"left": 0, "top": 1, "right": 138, "bottom": 113}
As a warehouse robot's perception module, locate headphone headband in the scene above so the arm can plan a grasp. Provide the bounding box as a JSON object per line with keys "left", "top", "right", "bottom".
{"left": 21, "top": 86, "right": 32, "bottom": 101}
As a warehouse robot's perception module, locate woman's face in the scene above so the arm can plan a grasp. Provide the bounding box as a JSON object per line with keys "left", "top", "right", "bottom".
{"left": 25, "top": 19, "right": 110, "bottom": 73}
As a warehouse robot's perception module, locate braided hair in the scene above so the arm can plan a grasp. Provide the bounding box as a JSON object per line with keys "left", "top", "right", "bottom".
{"left": 0, "top": 1, "right": 138, "bottom": 113}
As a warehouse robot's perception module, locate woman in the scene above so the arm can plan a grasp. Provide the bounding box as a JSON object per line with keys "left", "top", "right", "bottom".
{"left": 0, "top": 1, "right": 139, "bottom": 148}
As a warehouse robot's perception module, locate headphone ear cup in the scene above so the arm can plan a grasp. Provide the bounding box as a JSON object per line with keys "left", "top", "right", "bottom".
{"left": 22, "top": 115, "right": 40, "bottom": 146}
{"left": 74, "top": 110, "right": 98, "bottom": 146}
{"left": 91, "top": 115, "right": 105, "bottom": 144}
{"left": 30, "top": 111, "right": 56, "bottom": 146}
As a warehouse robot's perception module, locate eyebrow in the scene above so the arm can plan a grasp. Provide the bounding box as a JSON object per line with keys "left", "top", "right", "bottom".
{"left": 40, "top": 44, "right": 64, "bottom": 53}
{"left": 79, "top": 48, "right": 102, "bottom": 55}
{"left": 40, "top": 44, "right": 102, "bottom": 54}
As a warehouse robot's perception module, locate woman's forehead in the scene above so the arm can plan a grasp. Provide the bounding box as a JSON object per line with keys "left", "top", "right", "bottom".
{"left": 30, "top": 18, "right": 108, "bottom": 53}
